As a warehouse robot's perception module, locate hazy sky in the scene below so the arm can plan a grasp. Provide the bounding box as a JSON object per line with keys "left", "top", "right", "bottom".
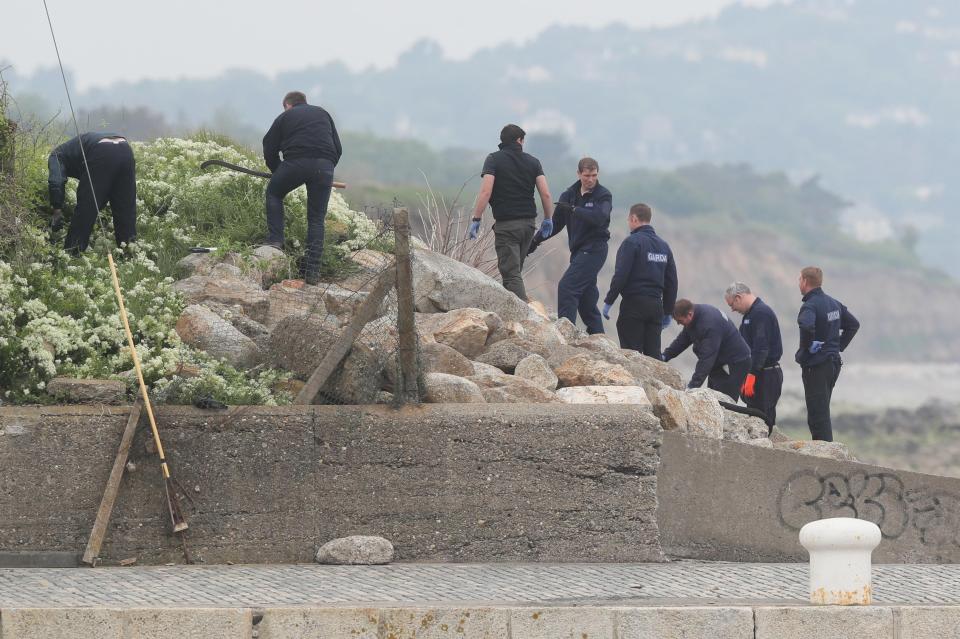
{"left": 4, "top": 0, "right": 777, "bottom": 89}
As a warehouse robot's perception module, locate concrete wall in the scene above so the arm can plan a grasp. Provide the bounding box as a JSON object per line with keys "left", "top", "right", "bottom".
{"left": 657, "top": 432, "right": 960, "bottom": 563}
{"left": 0, "top": 404, "right": 663, "bottom": 565}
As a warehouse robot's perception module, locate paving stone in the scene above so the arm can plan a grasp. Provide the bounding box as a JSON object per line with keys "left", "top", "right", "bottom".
{"left": 616, "top": 606, "right": 754, "bottom": 639}
{"left": 509, "top": 607, "right": 614, "bottom": 638}
{"left": 258, "top": 607, "right": 379, "bottom": 639}
{"left": 122, "top": 607, "right": 252, "bottom": 639}
{"left": 1, "top": 608, "right": 124, "bottom": 638}
{"left": 899, "top": 606, "right": 960, "bottom": 639}
{"left": 754, "top": 606, "right": 893, "bottom": 639}
{"left": 378, "top": 607, "right": 509, "bottom": 638}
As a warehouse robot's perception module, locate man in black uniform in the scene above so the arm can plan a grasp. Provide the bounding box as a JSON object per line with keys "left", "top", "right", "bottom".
{"left": 527, "top": 157, "right": 611, "bottom": 334}
{"left": 725, "top": 281, "right": 783, "bottom": 431}
{"left": 262, "top": 91, "right": 342, "bottom": 285}
{"left": 469, "top": 124, "right": 554, "bottom": 300}
{"left": 601, "top": 203, "right": 677, "bottom": 357}
{"left": 48, "top": 132, "right": 136, "bottom": 254}
{"left": 663, "top": 299, "right": 752, "bottom": 400}
{"left": 796, "top": 266, "right": 860, "bottom": 442}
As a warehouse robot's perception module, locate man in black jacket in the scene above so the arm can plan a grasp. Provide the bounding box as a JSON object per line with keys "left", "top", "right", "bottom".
{"left": 527, "top": 157, "right": 611, "bottom": 334}
{"left": 262, "top": 91, "right": 342, "bottom": 285}
{"left": 725, "top": 281, "right": 783, "bottom": 430}
{"left": 469, "top": 124, "right": 554, "bottom": 300}
{"left": 663, "top": 299, "right": 752, "bottom": 400}
{"left": 796, "top": 266, "right": 860, "bottom": 441}
{"left": 48, "top": 132, "right": 136, "bottom": 254}
{"left": 602, "top": 203, "right": 677, "bottom": 357}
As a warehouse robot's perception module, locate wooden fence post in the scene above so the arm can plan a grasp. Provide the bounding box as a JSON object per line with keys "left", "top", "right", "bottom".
{"left": 0, "top": 119, "right": 14, "bottom": 176}
{"left": 394, "top": 207, "right": 421, "bottom": 403}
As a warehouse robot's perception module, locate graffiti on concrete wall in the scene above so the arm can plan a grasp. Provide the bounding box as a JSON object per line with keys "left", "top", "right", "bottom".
{"left": 777, "top": 470, "right": 960, "bottom": 547}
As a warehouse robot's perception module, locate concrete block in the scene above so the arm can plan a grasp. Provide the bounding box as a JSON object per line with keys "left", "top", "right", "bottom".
{"left": 378, "top": 608, "right": 509, "bottom": 638}
{"left": 122, "top": 607, "right": 251, "bottom": 639}
{"left": 1, "top": 608, "right": 124, "bottom": 638}
{"left": 616, "top": 606, "right": 754, "bottom": 638}
{"left": 257, "top": 607, "right": 379, "bottom": 639}
{"left": 754, "top": 606, "right": 893, "bottom": 638}
{"left": 509, "top": 607, "right": 614, "bottom": 638}
{"left": 899, "top": 606, "right": 960, "bottom": 638}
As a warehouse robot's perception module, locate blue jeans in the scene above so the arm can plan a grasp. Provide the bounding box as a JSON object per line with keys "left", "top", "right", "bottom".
{"left": 266, "top": 157, "right": 334, "bottom": 279}
{"left": 557, "top": 244, "right": 608, "bottom": 334}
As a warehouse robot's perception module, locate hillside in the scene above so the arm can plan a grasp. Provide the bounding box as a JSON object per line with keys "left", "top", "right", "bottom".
{"left": 6, "top": 0, "right": 960, "bottom": 274}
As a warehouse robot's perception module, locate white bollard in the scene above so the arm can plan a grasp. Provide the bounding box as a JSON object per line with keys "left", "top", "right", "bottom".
{"left": 798, "top": 517, "right": 881, "bottom": 605}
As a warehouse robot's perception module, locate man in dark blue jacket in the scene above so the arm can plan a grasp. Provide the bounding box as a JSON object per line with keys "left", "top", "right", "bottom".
{"left": 601, "top": 203, "right": 678, "bottom": 357}
{"left": 262, "top": 91, "right": 342, "bottom": 285}
{"left": 796, "top": 266, "right": 860, "bottom": 442}
{"left": 527, "top": 157, "right": 611, "bottom": 333}
{"left": 725, "top": 282, "right": 783, "bottom": 431}
{"left": 48, "top": 132, "right": 136, "bottom": 254}
{"left": 663, "top": 299, "right": 752, "bottom": 400}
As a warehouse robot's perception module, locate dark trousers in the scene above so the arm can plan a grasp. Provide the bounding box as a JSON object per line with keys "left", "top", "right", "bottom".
{"left": 266, "top": 157, "right": 334, "bottom": 279}
{"left": 65, "top": 141, "right": 137, "bottom": 253}
{"left": 558, "top": 244, "right": 607, "bottom": 334}
{"left": 707, "top": 357, "right": 751, "bottom": 401}
{"left": 617, "top": 295, "right": 663, "bottom": 358}
{"left": 743, "top": 365, "right": 784, "bottom": 430}
{"left": 493, "top": 218, "right": 535, "bottom": 300}
{"left": 802, "top": 357, "right": 842, "bottom": 442}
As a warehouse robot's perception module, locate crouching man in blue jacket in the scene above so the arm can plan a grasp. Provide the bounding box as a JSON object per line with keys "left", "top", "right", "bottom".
{"left": 663, "top": 299, "right": 752, "bottom": 400}
{"left": 527, "top": 157, "right": 611, "bottom": 334}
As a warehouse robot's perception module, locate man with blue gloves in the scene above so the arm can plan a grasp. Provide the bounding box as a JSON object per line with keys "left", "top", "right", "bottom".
{"left": 725, "top": 281, "right": 783, "bottom": 431}
{"left": 468, "top": 124, "right": 554, "bottom": 301}
{"left": 526, "top": 157, "right": 611, "bottom": 333}
{"left": 602, "top": 203, "right": 677, "bottom": 357}
{"left": 796, "top": 266, "right": 860, "bottom": 442}
{"left": 663, "top": 299, "right": 752, "bottom": 400}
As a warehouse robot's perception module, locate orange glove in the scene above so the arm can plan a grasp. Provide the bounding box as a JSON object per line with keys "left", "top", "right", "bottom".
{"left": 741, "top": 373, "right": 756, "bottom": 398}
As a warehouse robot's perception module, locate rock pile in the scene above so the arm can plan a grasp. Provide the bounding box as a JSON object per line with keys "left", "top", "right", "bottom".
{"left": 157, "top": 245, "right": 848, "bottom": 457}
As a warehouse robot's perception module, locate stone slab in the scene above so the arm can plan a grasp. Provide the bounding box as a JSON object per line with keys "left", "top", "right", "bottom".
{"left": 615, "top": 606, "right": 754, "bottom": 639}
{"left": 378, "top": 607, "right": 510, "bottom": 638}
{"left": 509, "top": 607, "right": 615, "bottom": 639}
{"left": 122, "top": 608, "right": 252, "bottom": 639}
{"left": 1, "top": 608, "right": 125, "bottom": 638}
{"left": 754, "top": 606, "right": 893, "bottom": 639}
{"left": 258, "top": 608, "right": 380, "bottom": 639}
{"left": 899, "top": 606, "right": 960, "bottom": 639}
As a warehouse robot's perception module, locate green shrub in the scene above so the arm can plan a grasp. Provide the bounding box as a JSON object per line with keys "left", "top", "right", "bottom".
{"left": 0, "top": 132, "right": 383, "bottom": 405}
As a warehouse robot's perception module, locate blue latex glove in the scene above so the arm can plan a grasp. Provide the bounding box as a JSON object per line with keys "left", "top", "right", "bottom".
{"left": 602, "top": 303, "right": 612, "bottom": 319}
{"left": 468, "top": 219, "right": 481, "bottom": 239}
{"left": 809, "top": 340, "right": 824, "bottom": 354}
{"left": 661, "top": 314, "right": 672, "bottom": 330}
{"left": 539, "top": 218, "right": 554, "bottom": 239}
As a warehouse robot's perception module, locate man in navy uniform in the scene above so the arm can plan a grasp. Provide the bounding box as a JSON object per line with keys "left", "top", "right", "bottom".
{"left": 601, "top": 203, "right": 677, "bottom": 357}
{"left": 527, "top": 157, "right": 611, "bottom": 334}
{"left": 725, "top": 282, "right": 783, "bottom": 431}
{"left": 468, "top": 124, "right": 554, "bottom": 301}
{"left": 48, "top": 132, "right": 136, "bottom": 254}
{"left": 262, "top": 91, "right": 342, "bottom": 285}
{"left": 796, "top": 266, "right": 860, "bottom": 442}
{"left": 663, "top": 299, "right": 752, "bottom": 400}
